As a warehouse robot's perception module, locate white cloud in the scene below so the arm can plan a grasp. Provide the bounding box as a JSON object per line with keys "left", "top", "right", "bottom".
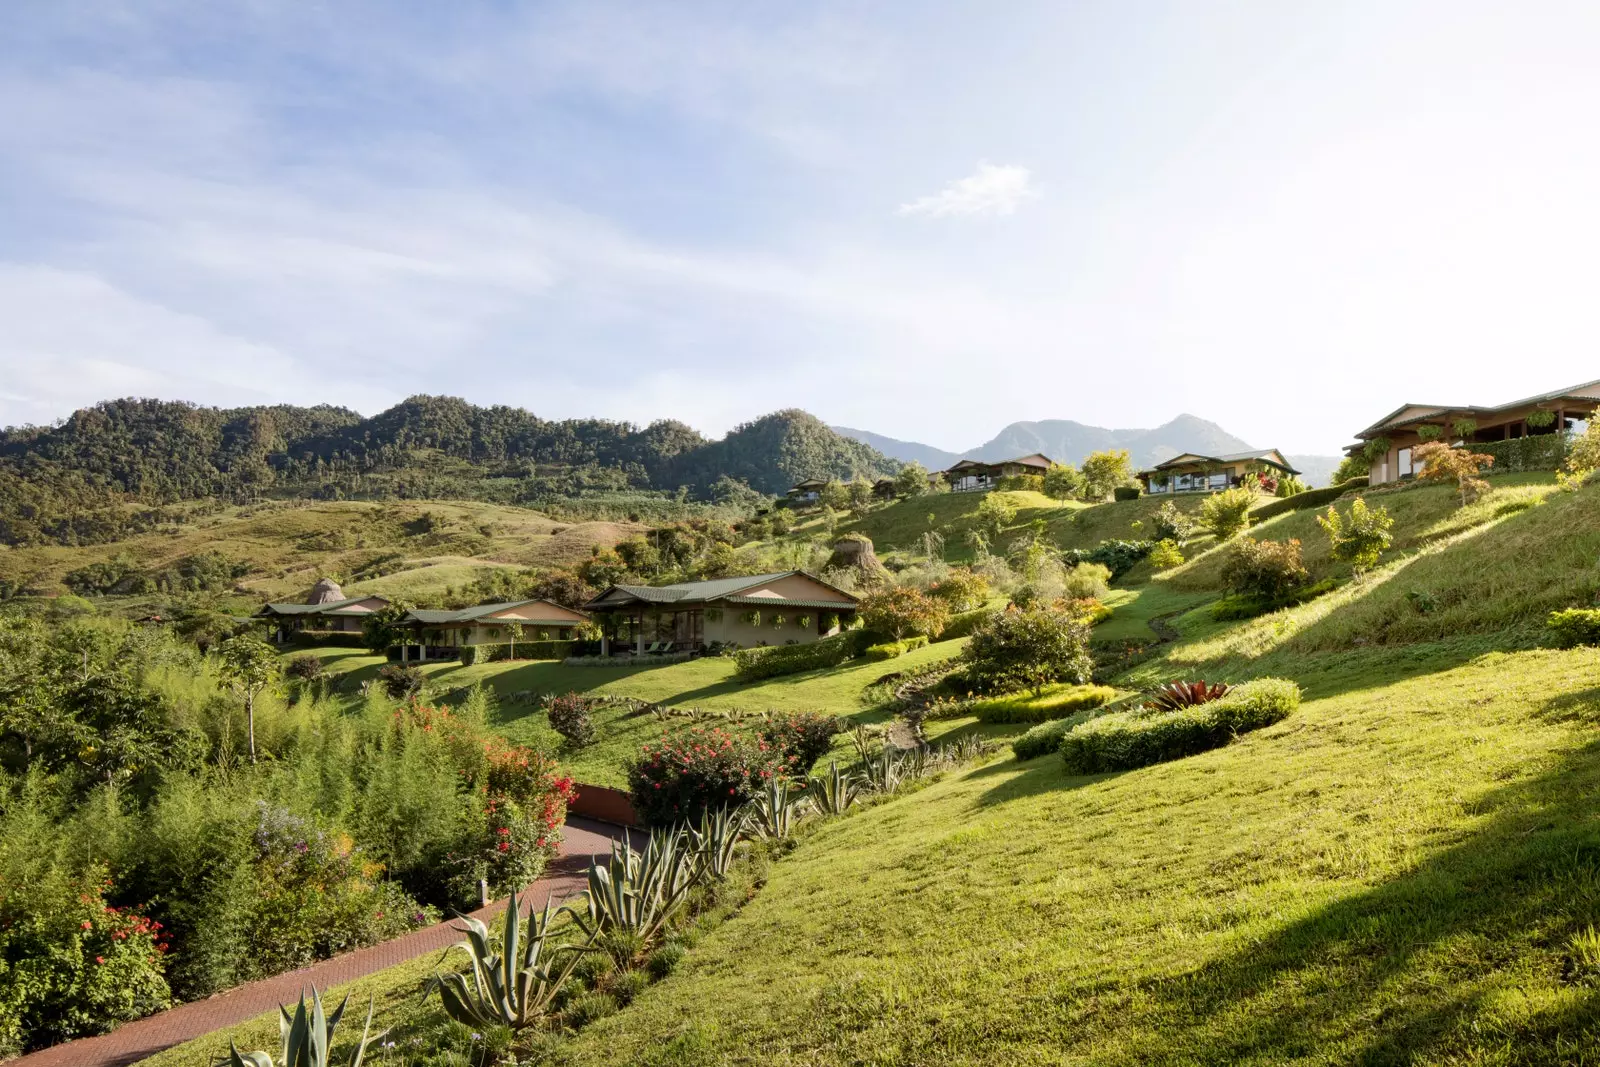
{"left": 897, "top": 162, "right": 1037, "bottom": 218}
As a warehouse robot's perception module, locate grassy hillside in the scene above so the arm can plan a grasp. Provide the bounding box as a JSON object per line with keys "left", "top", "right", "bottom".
{"left": 0, "top": 499, "right": 640, "bottom": 601}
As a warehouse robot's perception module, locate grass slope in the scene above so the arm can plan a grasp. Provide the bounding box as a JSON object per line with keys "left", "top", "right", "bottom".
{"left": 0, "top": 499, "right": 640, "bottom": 601}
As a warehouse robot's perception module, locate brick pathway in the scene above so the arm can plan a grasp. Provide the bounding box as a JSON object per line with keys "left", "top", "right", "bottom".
{"left": 12, "top": 817, "right": 632, "bottom": 1067}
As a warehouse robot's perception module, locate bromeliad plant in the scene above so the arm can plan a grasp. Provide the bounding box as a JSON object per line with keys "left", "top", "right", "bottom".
{"left": 1144, "top": 680, "right": 1231, "bottom": 712}
{"left": 229, "top": 988, "right": 382, "bottom": 1067}
{"left": 427, "top": 888, "right": 593, "bottom": 1032}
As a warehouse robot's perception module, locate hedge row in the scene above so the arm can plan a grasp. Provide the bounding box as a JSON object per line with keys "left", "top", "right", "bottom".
{"left": 732, "top": 629, "right": 873, "bottom": 681}
{"left": 972, "top": 683, "right": 1117, "bottom": 724}
{"left": 1013, "top": 709, "right": 1102, "bottom": 760}
{"left": 1548, "top": 608, "right": 1600, "bottom": 649}
{"left": 1059, "top": 678, "right": 1300, "bottom": 774}
{"left": 1476, "top": 434, "right": 1568, "bottom": 474}
{"left": 936, "top": 608, "right": 996, "bottom": 642}
{"left": 864, "top": 635, "right": 930, "bottom": 662}
{"left": 1249, "top": 477, "right": 1369, "bottom": 522}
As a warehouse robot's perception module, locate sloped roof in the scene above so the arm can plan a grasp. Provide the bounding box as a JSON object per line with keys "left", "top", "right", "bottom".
{"left": 404, "top": 599, "right": 587, "bottom": 625}
{"left": 258, "top": 595, "right": 389, "bottom": 616}
{"left": 584, "top": 571, "right": 857, "bottom": 610}
{"left": 1142, "top": 449, "right": 1299, "bottom": 476}
{"left": 308, "top": 577, "right": 346, "bottom": 604}
{"left": 944, "top": 453, "right": 1054, "bottom": 474}
{"left": 1356, "top": 378, "right": 1600, "bottom": 438}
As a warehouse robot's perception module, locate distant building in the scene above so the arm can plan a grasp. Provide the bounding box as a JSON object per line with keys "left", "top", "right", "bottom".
{"left": 397, "top": 600, "right": 590, "bottom": 663}
{"left": 786, "top": 478, "right": 830, "bottom": 503}
{"left": 256, "top": 588, "right": 391, "bottom": 642}
{"left": 942, "top": 454, "right": 1053, "bottom": 493}
{"left": 583, "top": 571, "right": 859, "bottom": 655}
{"left": 1138, "top": 450, "right": 1300, "bottom": 495}
{"left": 1347, "top": 379, "right": 1600, "bottom": 485}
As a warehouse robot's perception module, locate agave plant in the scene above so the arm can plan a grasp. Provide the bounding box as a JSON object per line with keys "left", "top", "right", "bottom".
{"left": 858, "top": 747, "right": 908, "bottom": 794}
{"left": 690, "top": 805, "right": 750, "bottom": 879}
{"left": 752, "top": 778, "right": 807, "bottom": 840}
{"left": 570, "top": 830, "right": 701, "bottom": 959}
{"left": 427, "top": 887, "right": 592, "bottom": 1032}
{"left": 808, "top": 760, "right": 859, "bottom": 816}
{"left": 228, "top": 988, "right": 382, "bottom": 1067}
{"left": 1144, "top": 680, "right": 1231, "bottom": 712}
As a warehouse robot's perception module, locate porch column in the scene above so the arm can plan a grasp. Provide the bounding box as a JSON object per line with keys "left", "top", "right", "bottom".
{"left": 601, "top": 633, "right": 610, "bottom": 656}
{"left": 636, "top": 612, "right": 646, "bottom": 654}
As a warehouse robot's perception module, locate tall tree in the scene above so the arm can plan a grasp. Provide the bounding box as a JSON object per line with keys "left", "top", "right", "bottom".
{"left": 217, "top": 634, "right": 279, "bottom": 762}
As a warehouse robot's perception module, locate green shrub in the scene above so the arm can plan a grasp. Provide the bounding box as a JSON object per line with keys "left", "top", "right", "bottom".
{"left": 1210, "top": 578, "right": 1339, "bottom": 621}
{"left": 648, "top": 941, "right": 687, "bottom": 978}
{"left": 929, "top": 569, "right": 991, "bottom": 612}
{"left": 972, "top": 683, "right": 1117, "bottom": 724}
{"left": 611, "top": 968, "right": 651, "bottom": 1005}
{"left": 626, "top": 726, "right": 782, "bottom": 827}
{"left": 1547, "top": 608, "right": 1600, "bottom": 648}
{"left": 1059, "top": 678, "right": 1301, "bottom": 773}
{"left": 1220, "top": 537, "right": 1309, "bottom": 601}
{"left": 1152, "top": 501, "right": 1197, "bottom": 544}
{"left": 1113, "top": 486, "right": 1141, "bottom": 501}
{"left": 565, "top": 990, "right": 619, "bottom": 1027}
{"left": 1199, "top": 487, "right": 1256, "bottom": 539}
{"left": 864, "top": 641, "right": 906, "bottom": 661}
{"left": 1250, "top": 477, "right": 1369, "bottom": 522}
{"left": 1148, "top": 540, "right": 1184, "bottom": 569}
{"left": 377, "top": 663, "right": 424, "bottom": 699}
{"left": 547, "top": 692, "right": 597, "bottom": 749}
{"left": 1012, "top": 715, "right": 1092, "bottom": 761}
{"left": 484, "top": 640, "right": 576, "bottom": 662}
{"left": 1319, "top": 497, "right": 1394, "bottom": 571}
{"left": 960, "top": 606, "right": 1093, "bottom": 695}
{"left": 936, "top": 609, "right": 995, "bottom": 642}
{"left": 757, "top": 711, "right": 844, "bottom": 775}
{"left": 732, "top": 630, "right": 867, "bottom": 681}
{"left": 458, "top": 644, "right": 480, "bottom": 666}
{"left": 1061, "top": 539, "right": 1154, "bottom": 579}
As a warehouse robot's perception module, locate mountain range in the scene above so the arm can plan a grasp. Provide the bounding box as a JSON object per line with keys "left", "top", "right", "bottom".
{"left": 834, "top": 417, "right": 1341, "bottom": 487}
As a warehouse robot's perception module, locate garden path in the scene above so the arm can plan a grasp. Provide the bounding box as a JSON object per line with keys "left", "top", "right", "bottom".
{"left": 12, "top": 816, "right": 633, "bottom": 1067}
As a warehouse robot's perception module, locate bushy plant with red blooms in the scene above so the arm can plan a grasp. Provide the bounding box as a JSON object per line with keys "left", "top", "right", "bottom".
{"left": 472, "top": 738, "right": 577, "bottom": 896}
{"left": 0, "top": 867, "right": 171, "bottom": 1055}
{"left": 627, "top": 726, "right": 785, "bottom": 827}
{"left": 758, "top": 712, "right": 843, "bottom": 777}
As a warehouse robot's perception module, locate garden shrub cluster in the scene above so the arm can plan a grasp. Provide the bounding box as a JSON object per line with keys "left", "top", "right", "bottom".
{"left": 732, "top": 630, "right": 871, "bottom": 681}
{"left": 1058, "top": 678, "right": 1300, "bottom": 774}
{"left": 0, "top": 616, "right": 577, "bottom": 1054}
{"left": 757, "top": 711, "right": 844, "bottom": 774}
{"left": 1211, "top": 578, "right": 1339, "bottom": 621}
{"left": 864, "top": 635, "right": 929, "bottom": 661}
{"left": 959, "top": 605, "right": 1094, "bottom": 695}
{"left": 1012, "top": 707, "right": 1110, "bottom": 761}
{"left": 971, "top": 683, "right": 1117, "bottom": 724}
{"left": 1061, "top": 539, "right": 1154, "bottom": 579}
{"left": 626, "top": 726, "right": 781, "bottom": 826}
{"left": 1547, "top": 608, "right": 1600, "bottom": 648}
{"left": 935, "top": 608, "right": 996, "bottom": 642}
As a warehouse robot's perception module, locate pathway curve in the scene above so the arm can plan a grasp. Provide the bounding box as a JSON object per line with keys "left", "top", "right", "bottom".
{"left": 11, "top": 817, "right": 632, "bottom": 1067}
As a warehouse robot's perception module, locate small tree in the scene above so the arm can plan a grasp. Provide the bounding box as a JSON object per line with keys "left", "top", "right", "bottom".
{"left": 1413, "top": 442, "right": 1495, "bottom": 506}
{"left": 848, "top": 480, "right": 873, "bottom": 511}
{"left": 1331, "top": 455, "right": 1368, "bottom": 485}
{"left": 1220, "top": 538, "right": 1309, "bottom": 601}
{"left": 929, "top": 568, "right": 991, "bottom": 612}
{"left": 1148, "top": 540, "right": 1185, "bottom": 569}
{"left": 1560, "top": 423, "right": 1600, "bottom": 490}
{"left": 975, "top": 494, "right": 1016, "bottom": 545}
{"left": 1198, "top": 487, "right": 1255, "bottom": 540}
{"left": 819, "top": 480, "right": 851, "bottom": 511}
{"left": 1151, "top": 501, "right": 1196, "bottom": 544}
{"left": 1318, "top": 497, "right": 1394, "bottom": 573}
{"left": 1080, "top": 450, "right": 1135, "bottom": 501}
{"left": 217, "top": 633, "right": 278, "bottom": 762}
{"left": 887, "top": 461, "right": 926, "bottom": 498}
{"left": 362, "top": 604, "right": 410, "bottom": 654}
{"left": 959, "top": 606, "right": 1093, "bottom": 695}
{"left": 1043, "top": 463, "right": 1084, "bottom": 501}
{"left": 859, "top": 587, "right": 950, "bottom": 641}
{"left": 1275, "top": 474, "right": 1309, "bottom": 498}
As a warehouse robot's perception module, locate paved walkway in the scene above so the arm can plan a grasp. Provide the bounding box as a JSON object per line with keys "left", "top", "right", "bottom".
{"left": 13, "top": 817, "right": 632, "bottom": 1067}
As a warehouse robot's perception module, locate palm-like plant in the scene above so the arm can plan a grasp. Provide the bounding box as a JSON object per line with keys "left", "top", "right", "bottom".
{"left": 808, "top": 760, "right": 859, "bottom": 815}
{"left": 228, "top": 988, "right": 382, "bottom": 1067}
{"left": 858, "top": 747, "right": 907, "bottom": 794}
{"left": 427, "top": 888, "right": 592, "bottom": 1032}
{"left": 1144, "top": 680, "right": 1231, "bottom": 712}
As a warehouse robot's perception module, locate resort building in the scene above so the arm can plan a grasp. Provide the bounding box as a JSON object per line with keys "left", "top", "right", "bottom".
{"left": 942, "top": 454, "right": 1053, "bottom": 493}
{"left": 1138, "top": 450, "right": 1300, "bottom": 495}
{"left": 582, "top": 571, "right": 859, "bottom": 655}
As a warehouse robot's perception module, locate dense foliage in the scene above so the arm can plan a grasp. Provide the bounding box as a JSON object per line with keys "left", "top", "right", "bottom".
{"left": 626, "top": 727, "right": 784, "bottom": 827}
{"left": 0, "top": 398, "right": 897, "bottom": 545}
{"left": 959, "top": 605, "right": 1094, "bottom": 695}
{"left": 1198, "top": 487, "right": 1256, "bottom": 539}
{"left": 1059, "top": 679, "right": 1301, "bottom": 773}
{"left": 970, "top": 683, "right": 1117, "bottom": 724}
{"left": 1318, "top": 497, "right": 1394, "bottom": 571}
{"left": 1547, "top": 608, "right": 1600, "bottom": 649}
{"left": 1220, "top": 538, "right": 1310, "bottom": 601}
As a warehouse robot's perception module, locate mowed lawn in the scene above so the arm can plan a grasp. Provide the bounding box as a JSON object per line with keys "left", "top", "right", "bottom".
{"left": 555, "top": 646, "right": 1600, "bottom": 1066}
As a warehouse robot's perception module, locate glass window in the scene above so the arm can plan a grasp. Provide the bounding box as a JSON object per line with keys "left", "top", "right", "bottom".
{"left": 1397, "top": 447, "right": 1412, "bottom": 476}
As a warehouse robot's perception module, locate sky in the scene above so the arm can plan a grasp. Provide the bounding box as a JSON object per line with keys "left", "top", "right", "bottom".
{"left": 4, "top": 1, "right": 1600, "bottom": 455}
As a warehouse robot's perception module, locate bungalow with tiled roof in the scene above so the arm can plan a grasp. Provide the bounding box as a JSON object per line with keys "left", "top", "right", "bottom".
{"left": 942, "top": 453, "right": 1053, "bottom": 493}
{"left": 582, "top": 571, "right": 859, "bottom": 655}
{"left": 256, "top": 590, "right": 392, "bottom": 642}
{"left": 1138, "top": 449, "right": 1300, "bottom": 495}
{"left": 1347, "top": 379, "right": 1600, "bottom": 485}
{"left": 399, "top": 599, "right": 590, "bottom": 662}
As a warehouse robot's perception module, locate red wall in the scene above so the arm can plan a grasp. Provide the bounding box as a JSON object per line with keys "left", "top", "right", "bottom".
{"left": 568, "top": 782, "right": 641, "bottom": 828}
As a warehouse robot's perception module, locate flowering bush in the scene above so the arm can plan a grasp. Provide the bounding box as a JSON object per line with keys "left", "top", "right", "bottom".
{"left": 0, "top": 866, "right": 171, "bottom": 1055}
{"left": 626, "top": 727, "right": 783, "bottom": 827}
{"left": 470, "top": 740, "right": 576, "bottom": 898}
{"left": 757, "top": 712, "right": 843, "bottom": 776}
{"left": 546, "top": 692, "right": 597, "bottom": 749}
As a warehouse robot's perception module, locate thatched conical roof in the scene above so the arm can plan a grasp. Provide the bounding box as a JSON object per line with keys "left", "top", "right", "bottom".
{"left": 826, "top": 535, "right": 889, "bottom": 588}
{"left": 307, "top": 577, "right": 346, "bottom": 604}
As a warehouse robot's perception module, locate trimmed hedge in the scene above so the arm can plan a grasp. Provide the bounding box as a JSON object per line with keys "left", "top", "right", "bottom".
{"left": 1250, "top": 477, "right": 1369, "bottom": 522}
{"left": 1477, "top": 434, "right": 1568, "bottom": 474}
{"left": 483, "top": 640, "right": 575, "bottom": 662}
{"left": 972, "top": 683, "right": 1117, "bottom": 724}
{"left": 863, "top": 635, "right": 930, "bottom": 662}
{"left": 936, "top": 608, "right": 996, "bottom": 642}
{"left": 1113, "top": 486, "right": 1142, "bottom": 501}
{"left": 732, "top": 629, "right": 873, "bottom": 681}
{"left": 1013, "top": 711, "right": 1098, "bottom": 761}
{"left": 1059, "top": 678, "right": 1300, "bottom": 773}
{"left": 1548, "top": 608, "right": 1600, "bottom": 649}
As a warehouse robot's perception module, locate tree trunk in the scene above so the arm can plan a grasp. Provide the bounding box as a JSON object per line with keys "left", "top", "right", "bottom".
{"left": 247, "top": 691, "right": 257, "bottom": 763}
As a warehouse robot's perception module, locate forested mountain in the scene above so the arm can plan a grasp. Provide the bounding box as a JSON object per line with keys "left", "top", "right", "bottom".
{"left": 0, "top": 397, "right": 897, "bottom": 546}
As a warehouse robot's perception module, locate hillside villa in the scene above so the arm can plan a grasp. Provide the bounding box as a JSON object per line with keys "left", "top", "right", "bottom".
{"left": 786, "top": 478, "right": 829, "bottom": 503}
{"left": 943, "top": 453, "right": 1053, "bottom": 493}
{"left": 1348, "top": 379, "right": 1600, "bottom": 485}
{"left": 583, "top": 571, "right": 859, "bottom": 655}
{"left": 257, "top": 579, "right": 390, "bottom": 642}
{"left": 397, "top": 599, "right": 590, "bottom": 662}
{"left": 1138, "top": 450, "right": 1300, "bottom": 495}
